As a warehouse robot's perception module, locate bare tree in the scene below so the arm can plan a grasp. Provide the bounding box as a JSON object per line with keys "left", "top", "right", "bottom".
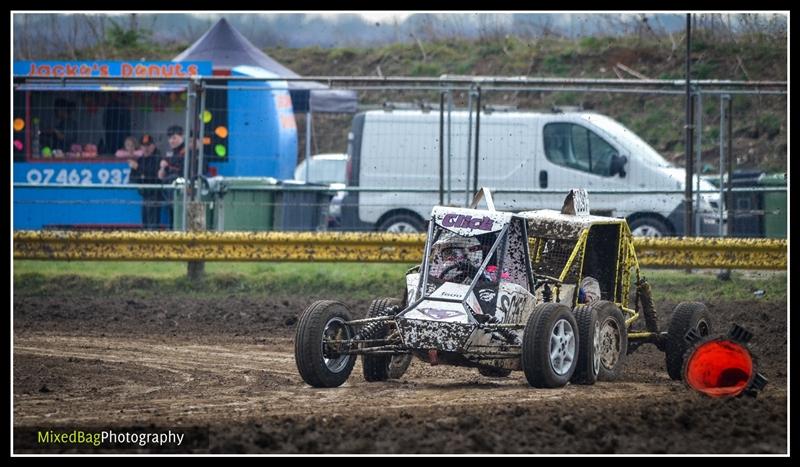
{"left": 477, "top": 13, "right": 508, "bottom": 42}
{"left": 49, "top": 15, "right": 68, "bottom": 59}
{"left": 84, "top": 15, "right": 108, "bottom": 59}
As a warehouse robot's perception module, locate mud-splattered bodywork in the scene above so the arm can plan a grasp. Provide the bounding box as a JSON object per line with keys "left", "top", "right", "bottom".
{"left": 348, "top": 190, "right": 647, "bottom": 372}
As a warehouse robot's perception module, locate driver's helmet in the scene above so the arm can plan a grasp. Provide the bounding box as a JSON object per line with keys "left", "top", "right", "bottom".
{"left": 430, "top": 231, "right": 484, "bottom": 281}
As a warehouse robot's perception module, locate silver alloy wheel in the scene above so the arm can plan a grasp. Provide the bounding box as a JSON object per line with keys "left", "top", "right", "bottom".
{"left": 598, "top": 316, "right": 622, "bottom": 370}
{"left": 386, "top": 222, "right": 419, "bottom": 233}
{"left": 592, "top": 320, "right": 602, "bottom": 376}
{"left": 321, "top": 317, "right": 351, "bottom": 373}
{"left": 549, "top": 319, "right": 576, "bottom": 376}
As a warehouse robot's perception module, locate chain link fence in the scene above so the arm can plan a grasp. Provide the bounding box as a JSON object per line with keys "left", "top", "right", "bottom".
{"left": 13, "top": 75, "right": 786, "bottom": 237}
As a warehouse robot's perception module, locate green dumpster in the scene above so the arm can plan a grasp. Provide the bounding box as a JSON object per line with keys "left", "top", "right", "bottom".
{"left": 761, "top": 173, "right": 787, "bottom": 238}
{"left": 216, "top": 177, "right": 277, "bottom": 231}
{"left": 272, "top": 180, "right": 333, "bottom": 231}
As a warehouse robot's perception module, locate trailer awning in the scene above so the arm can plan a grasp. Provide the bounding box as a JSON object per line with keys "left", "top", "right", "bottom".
{"left": 14, "top": 83, "right": 188, "bottom": 92}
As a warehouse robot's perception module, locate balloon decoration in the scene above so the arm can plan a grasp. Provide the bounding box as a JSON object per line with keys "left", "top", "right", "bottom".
{"left": 14, "top": 140, "right": 23, "bottom": 151}
{"left": 203, "top": 110, "right": 212, "bottom": 123}
{"left": 14, "top": 118, "right": 25, "bottom": 132}
{"left": 214, "top": 126, "right": 228, "bottom": 138}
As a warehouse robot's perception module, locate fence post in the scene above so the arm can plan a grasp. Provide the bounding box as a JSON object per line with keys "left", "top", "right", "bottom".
{"left": 472, "top": 86, "right": 481, "bottom": 197}
{"left": 439, "top": 91, "right": 445, "bottom": 205}
{"left": 187, "top": 79, "right": 204, "bottom": 280}
{"left": 694, "top": 89, "right": 703, "bottom": 236}
{"left": 182, "top": 79, "right": 195, "bottom": 233}
{"left": 683, "top": 13, "right": 695, "bottom": 239}
{"left": 726, "top": 95, "right": 734, "bottom": 236}
{"left": 447, "top": 89, "right": 453, "bottom": 205}
{"left": 465, "top": 85, "right": 474, "bottom": 207}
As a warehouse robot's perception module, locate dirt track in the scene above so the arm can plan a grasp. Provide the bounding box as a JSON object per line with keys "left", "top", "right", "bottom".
{"left": 13, "top": 293, "right": 787, "bottom": 454}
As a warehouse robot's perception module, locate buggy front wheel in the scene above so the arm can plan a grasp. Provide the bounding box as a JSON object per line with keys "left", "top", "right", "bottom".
{"left": 295, "top": 300, "right": 357, "bottom": 388}
{"left": 522, "top": 303, "right": 579, "bottom": 388}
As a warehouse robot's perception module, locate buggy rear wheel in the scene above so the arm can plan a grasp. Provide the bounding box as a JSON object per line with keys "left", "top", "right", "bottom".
{"left": 294, "top": 300, "right": 356, "bottom": 388}
{"left": 363, "top": 298, "right": 408, "bottom": 381}
{"left": 522, "top": 303, "right": 579, "bottom": 388}
{"left": 665, "top": 302, "right": 712, "bottom": 380}
{"left": 593, "top": 301, "right": 628, "bottom": 381}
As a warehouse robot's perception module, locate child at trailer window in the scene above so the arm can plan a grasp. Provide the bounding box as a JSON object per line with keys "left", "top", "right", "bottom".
{"left": 67, "top": 143, "right": 83, "bottom": 159}
{"left": 82, "top": 143, "right": 98, "bottom": 159}
{"left": 115, "top": 136, "right": 144, "bottom": 158}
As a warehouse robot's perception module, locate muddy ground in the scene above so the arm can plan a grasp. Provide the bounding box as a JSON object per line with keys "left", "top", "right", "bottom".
{"left": 13, "top": 291, "right": 787, "bottom": 454}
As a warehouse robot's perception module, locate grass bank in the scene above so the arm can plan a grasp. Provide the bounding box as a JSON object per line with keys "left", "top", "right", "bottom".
{"left": 13, "top": 261, "right": 786, "bottom": 303}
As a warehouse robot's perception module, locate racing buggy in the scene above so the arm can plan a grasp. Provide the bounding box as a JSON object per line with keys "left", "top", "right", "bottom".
{"left": 295, "top": 189, "right": 713, "bottom": 388}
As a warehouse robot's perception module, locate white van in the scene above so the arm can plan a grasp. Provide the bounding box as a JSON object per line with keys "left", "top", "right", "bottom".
{"left": 339, "top": 109, "right": 721, "bottom": 236}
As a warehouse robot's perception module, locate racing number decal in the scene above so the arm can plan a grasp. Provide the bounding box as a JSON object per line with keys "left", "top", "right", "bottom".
{"left": 497, "top": 292, "right": 529, "bottom": 323}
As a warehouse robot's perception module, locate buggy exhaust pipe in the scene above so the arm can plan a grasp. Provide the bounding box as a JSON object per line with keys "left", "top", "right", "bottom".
{"left": 682, "top": 324, "right": 767, "bottom": 398}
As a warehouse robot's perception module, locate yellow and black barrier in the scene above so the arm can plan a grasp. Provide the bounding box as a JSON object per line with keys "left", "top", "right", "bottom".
{"left": 13, "top": 231, "right": 787, "bottom": 270}
{"left": 632, "top": 237, "right": 786, "bottom": 270}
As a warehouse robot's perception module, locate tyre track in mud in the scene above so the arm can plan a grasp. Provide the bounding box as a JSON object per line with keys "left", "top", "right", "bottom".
{"left": 13, "top": 293, "right": 787, "bottom": 453}
{"left": 15, "top": 334, "right": 681, "bottom": 427}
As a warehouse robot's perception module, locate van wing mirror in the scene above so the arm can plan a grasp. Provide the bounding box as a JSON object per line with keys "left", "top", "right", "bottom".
{"left": 611, "top": 154, "right": 628, "bottom": 177}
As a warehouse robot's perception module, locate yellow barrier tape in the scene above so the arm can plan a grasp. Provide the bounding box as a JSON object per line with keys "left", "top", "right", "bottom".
{"left": 13, "top": 231, "right": 787, "bottom": 269}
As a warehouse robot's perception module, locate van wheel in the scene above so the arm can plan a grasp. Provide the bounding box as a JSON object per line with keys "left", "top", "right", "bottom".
{"left": 629, "top": 216, "right": 671, "bottom": 237}
{"left": 378, "top": 214, "right": 424, "bottom": 233}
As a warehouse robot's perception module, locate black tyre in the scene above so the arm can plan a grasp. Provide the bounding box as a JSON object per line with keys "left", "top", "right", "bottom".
{"left": 570, "top": 304, "right": 599, "bottom": 385}
{"left": 377, "top": 213, "right": 424, "bottom": 233}
{"left": 665, "top": 302, "right": 712, "bottom": 381}
{"left": 522, "top": 303, "right": 579, "bottom": 388}
{"left": 593, "top": 301, "right": 628, "bottom": 381}
{"left": 478, "top": 366, "right": 513, "bottom": 378}
{"left": 294, "top": 300, "right": 356, "bottom": 388}
{"left": 362, "top": 298, "right": 404, "bottom": 382}
{"left": 629, "top": 216, "right": 671, "bottom": 237}
{"left": 387, "top": 353, "right": 413, "bottom": 379}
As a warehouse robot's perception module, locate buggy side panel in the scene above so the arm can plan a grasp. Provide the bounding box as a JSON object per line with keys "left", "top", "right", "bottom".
{"left": 496, "top": 282, "right": 536, "bottom": 325}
